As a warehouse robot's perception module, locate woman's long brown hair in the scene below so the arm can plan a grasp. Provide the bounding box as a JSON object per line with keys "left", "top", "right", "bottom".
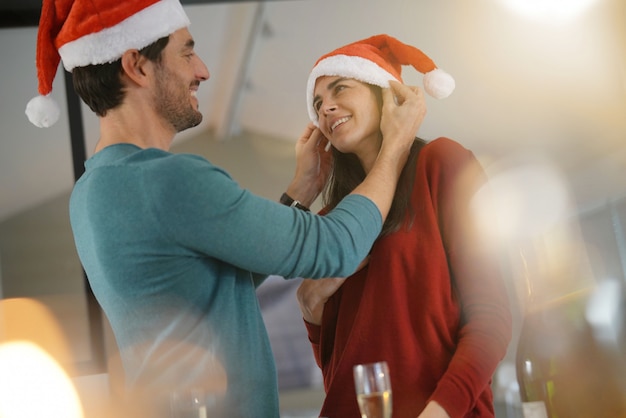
{"left": 323, "top": 138, "right": 425, "bottom": 236}
{"left": 320, "top": 84, "right": 426, "bottom": 236}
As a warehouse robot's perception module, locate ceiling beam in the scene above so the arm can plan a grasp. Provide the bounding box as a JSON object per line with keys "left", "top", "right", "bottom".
{"left": 213, "top": 2, "right": 268, "bottom": 139}
{"left": 0, "top": 0, "right": 293, "bottom": 28}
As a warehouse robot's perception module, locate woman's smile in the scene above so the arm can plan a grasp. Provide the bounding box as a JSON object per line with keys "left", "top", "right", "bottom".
{"left": 331, "top": 116, "right": 351, "bottom": 133}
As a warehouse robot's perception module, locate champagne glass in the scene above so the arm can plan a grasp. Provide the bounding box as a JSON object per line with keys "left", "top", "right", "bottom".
{"left": 170, "top": 387, "right": 219, "bottom": 418}
{"left": 353, "top": 361, "right": 392, "bottom": 418}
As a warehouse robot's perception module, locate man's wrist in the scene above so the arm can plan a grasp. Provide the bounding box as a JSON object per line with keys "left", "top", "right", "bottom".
{"left": 280, "top": 192, "right": 310, "bottom": 211}
{"left": 285, "top": 178, "right": 320, "bottom": 208}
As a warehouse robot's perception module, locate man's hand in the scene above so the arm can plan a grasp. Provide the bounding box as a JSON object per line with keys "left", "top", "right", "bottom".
{"left": 379, "top": 80, "right": 426, "bottom": 158}
{"left": 285, "top": 123, "right": 332, "bottom": 208}
{"left": 348, "top": 82, "right": 426, "bottom": 222}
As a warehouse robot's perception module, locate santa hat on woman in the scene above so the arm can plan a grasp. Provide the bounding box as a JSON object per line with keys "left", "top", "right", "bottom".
{"left": 306, "top": 34, "right": 455, "bottom": 125}
{"left": 25, "top": 0, "right": 190, "bottom": 128}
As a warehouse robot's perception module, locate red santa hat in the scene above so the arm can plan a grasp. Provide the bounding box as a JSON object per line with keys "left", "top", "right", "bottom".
{"left": 25, "top": 0, "right": 190, "bottom": 128}
{"left": 306, "top": 34, "right": 455, "bottom": 125}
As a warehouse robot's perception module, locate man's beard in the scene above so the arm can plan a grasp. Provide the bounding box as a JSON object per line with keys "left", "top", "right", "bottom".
{"left": 154, "top": 68, "right": 203, "bottom": 132}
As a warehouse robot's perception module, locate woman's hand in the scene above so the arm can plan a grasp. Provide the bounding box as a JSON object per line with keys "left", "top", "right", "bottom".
{"left": 417, "top": 401, "right": 451, "bottom": 418}
{"left": 297, "top": 276, "right": 347, "bottom": 325}
{"left": 296, "top": 257, "right": 369, "bottom": 325}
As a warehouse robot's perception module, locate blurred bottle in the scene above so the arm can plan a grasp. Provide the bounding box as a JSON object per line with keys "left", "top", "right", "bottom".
{"left": 515, "top": 268, "right": 626, "bottom": 417}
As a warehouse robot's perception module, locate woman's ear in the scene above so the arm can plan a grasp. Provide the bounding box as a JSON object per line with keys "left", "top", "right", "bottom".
{"left": 120, "top": 49, "right": 151, "bottom": 87}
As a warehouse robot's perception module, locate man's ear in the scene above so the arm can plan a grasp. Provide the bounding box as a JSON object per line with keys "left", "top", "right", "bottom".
{"left": 120, "top": 49, "right": 152, "bottom": 87}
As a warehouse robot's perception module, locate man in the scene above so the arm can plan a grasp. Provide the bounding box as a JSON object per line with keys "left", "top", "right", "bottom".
{"left": 25, "top": 1, "right": 426, "bottom": 416}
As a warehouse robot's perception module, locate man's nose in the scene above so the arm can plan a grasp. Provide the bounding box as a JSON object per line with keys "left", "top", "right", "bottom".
{"left": 197, "top": 58, "right": 210, "bottom": 81}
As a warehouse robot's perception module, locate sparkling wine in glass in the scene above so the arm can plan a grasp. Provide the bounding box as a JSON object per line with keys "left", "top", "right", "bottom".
{"left": 353, "top": 361, "right": 392, "bottom": 418}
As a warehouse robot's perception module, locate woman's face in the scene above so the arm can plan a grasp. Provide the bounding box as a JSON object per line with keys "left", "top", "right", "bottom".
{"left": 313, "top": 76, "right": 382, "bottom": 161}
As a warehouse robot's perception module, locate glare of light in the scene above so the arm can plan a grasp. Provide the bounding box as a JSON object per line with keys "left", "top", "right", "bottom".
{"left": 472, "top": 157, "right": 570, "bottom": 244}
{"left": 497, "top": 0, "right": 600, "bottom": 23}
{"left": 585, "top": 278, "right": 623, "bottom": 343}
{"left": 0, "top": 341, "right": 84, "bottom": 418}
{"left": 524, "top": 359, "right": 533, "bottom": 375}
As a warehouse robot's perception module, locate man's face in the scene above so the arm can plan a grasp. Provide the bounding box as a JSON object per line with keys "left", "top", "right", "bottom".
{"left": 153, "top": 28, "right": 209, "bottom": 133}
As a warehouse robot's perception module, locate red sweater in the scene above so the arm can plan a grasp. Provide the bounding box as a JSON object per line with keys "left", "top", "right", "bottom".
{"left": 305, "top": 138, "right": 512, "bottom": 418}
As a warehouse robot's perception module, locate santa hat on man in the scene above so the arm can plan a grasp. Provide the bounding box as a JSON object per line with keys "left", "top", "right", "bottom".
{"left": 25, "top": 0, "right": 190, "bottom": 128}
{"left": 306, "top": 34, "right": 455, "bottom": 125}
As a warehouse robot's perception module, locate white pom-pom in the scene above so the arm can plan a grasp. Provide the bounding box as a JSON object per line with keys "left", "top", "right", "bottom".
{"left": 25, "top": 95, "right": 61, "bottom": 128}
{"left": 423, "top": 68, "right": 455, "bottom": 99}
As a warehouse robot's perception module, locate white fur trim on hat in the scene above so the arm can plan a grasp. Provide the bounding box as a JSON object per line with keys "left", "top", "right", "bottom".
{"left": 306, "top": 55, "right": 398, "bottom": 125}
{"left": 25, "top": 94, "right": 61, "bottom": 128}
{"left": 423, "top": 68, "right": 455, "bottom": 100}
{"left": 59, "top": 0, "right": 190, "bottom": 71}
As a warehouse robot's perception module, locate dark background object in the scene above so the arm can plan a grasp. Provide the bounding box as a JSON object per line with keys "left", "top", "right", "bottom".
{"left": 0, "top": 0, "right": 293, "bottom": 28}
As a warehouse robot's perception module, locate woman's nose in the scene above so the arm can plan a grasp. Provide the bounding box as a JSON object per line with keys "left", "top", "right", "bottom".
{"left": 322, "top": 102, "right": 337, "bottom": 114}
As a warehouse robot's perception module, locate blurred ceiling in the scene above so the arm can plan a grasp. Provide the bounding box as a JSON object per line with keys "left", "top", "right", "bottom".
{"left": 0, "top": 0, "right": 625, "bottom": 220}
{"left": 0, "top": 0, "right": 266, "bottom": 27}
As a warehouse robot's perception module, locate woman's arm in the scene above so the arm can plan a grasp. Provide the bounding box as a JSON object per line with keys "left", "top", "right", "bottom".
{"left": 425, "top": 139, "right": 513, "bottom": 417}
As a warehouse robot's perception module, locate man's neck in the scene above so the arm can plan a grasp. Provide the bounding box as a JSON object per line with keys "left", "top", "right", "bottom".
{"left": 95, "top": 106, "right": 175, "bottom": 153}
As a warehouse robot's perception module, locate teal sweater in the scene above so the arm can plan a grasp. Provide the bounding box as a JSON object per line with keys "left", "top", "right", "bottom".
{"left": 69, "top": 144, "right": 381, "bottom": 417}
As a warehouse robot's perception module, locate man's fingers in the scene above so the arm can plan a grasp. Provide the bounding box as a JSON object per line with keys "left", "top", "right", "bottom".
{"left": 387, "top": 80, "right": 421, "bottom": 105}
{"left": 298, "top": 122, "right": 317, "bottom": 144}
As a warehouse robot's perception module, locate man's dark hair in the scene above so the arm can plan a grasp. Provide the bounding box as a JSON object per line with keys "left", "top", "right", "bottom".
{"left": 72, "top": 36, "right": 170, "bottom": 116}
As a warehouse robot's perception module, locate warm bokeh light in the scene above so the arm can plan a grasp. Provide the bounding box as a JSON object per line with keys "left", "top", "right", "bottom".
{"left": 472, "top": 156, "right": 570, "bottom": 245}
{"left": 0, "top": 298, "right": 74, "bottom": 366}
{"left": 0, "top": 341, "right": 84, "bottom": 418}
{"left": 471, "top": 155, "right": 598, "bottom": 312}
{"left": 497, "top": 0, "right": 601, "bottom": 23}
{"left": 586, "top": 278, "right": 623, "bottom": 343}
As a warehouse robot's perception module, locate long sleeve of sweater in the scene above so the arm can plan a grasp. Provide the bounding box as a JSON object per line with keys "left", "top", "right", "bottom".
{"left": 425, "top": 138, "right": 512, "bottom": 417}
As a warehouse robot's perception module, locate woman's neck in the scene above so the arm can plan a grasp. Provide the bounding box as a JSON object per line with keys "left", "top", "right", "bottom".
{"left": 357, "top": 134, "right": 383, "bottom": 174}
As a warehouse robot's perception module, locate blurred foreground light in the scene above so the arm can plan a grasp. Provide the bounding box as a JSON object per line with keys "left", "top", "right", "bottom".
{"left": 0, "top": 341, "right": 84, "bottom": 418}
{"left": 497, "top": 0, "right": 600, "bottom": 23}
{"left": 586, "top": 278, "right": 623, "bottom": 344}
{"left": 472, "top": 156, "right": 570, "bottom": 245}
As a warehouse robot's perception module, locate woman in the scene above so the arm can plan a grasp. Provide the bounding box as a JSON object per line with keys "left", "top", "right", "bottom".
{"left": 297, "top": 34, "right": 512, "bottom": 418}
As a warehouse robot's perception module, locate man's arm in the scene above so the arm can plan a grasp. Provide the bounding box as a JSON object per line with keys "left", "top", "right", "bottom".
{"left": 350, "top": 81, "right": 425, "bottom": 221}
